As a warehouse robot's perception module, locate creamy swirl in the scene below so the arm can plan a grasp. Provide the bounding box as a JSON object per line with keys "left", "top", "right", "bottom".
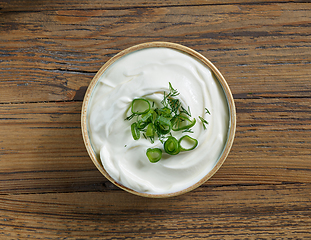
{"left": 87, "top": 47, "right": 230, "bottom": 194}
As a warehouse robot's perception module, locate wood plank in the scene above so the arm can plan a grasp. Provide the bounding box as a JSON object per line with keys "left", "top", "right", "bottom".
{"left": 0, "top": 0, "right": 306, "bottom": 12}
{"left": 0, "top": 98, "right": 310, "bottom": 194}
{"left": 0, "top": 183, "right": 310, "bottom": 239}
{"left": 0, "top": 101, "right": 107, "bottom": 194}
{"left": 1, "top": 3, "right": 310, "bottom": 103}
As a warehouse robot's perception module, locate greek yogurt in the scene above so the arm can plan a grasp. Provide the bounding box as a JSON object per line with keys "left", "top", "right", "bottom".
{"left": 87, "top": 47, "right": 230, "bottom": 194}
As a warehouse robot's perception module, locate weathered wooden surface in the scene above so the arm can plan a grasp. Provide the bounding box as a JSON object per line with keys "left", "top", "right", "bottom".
{"left": 0, "top": 0, "right": 310, "bottom": 239}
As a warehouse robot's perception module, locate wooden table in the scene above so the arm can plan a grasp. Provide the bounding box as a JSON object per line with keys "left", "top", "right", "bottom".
{"left": 1, "top": 0, "right": 310, "bottom": 239}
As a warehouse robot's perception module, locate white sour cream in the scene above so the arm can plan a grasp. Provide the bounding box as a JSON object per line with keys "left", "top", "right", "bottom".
{"left": 87, "top": 47, "right": 230, "bottom": 194}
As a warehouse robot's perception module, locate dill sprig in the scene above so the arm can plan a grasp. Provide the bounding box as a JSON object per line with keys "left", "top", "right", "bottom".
{"left": 199, "top": 116, "right": 209, "bottom": 130}
{"left": 125, "top": 113, "right": 137, "bottom": 121}
{"left": 182, "top": 128, "right": 194, "bottom": 133}
{"left": 180, "top": 106, "right": 191, "bottom": 117}
{"left": 169, "top": 82, "right": 180, "bottom": 97}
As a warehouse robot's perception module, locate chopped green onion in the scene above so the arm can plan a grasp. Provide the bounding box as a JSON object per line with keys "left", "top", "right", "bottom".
{"left": 125, "top": 83, "right": 207, "bottom": 163}
{"left": 131, "top": 122, "right": 140, "bottom": 140}
{"left": 146, "top": 123, "right": 154, "bottom": 137}
{"left": 136, "top": 120, "right": 148, "bottom": 129}
{"left": 154, "top": 115, "right": 172, "bottom": 135}
{"left": 179, "top": 135, "right": 198, "bottom": 151}
{"left": 137, "top": 109, "right": 154, "bottom": 129}
{"left": 146, "top": 148, "right": 162, "bottom": 163}
{"left": 131, "top": 98, "right": 150, "bottom": 115}
{"left": 156, "top": 107, "right": 172, "bottom": 118}
{"left": 172, "top": 115, "right": 196, "bottom": 131}
{"left": 164, "top": 136, "right": 180, "bottom": 155}
{"left": 141, "top": 109, "right": 154, "bottom": 122}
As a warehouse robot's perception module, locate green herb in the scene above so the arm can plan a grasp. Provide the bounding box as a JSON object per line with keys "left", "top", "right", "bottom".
{"left": 164, "top": 136, "right": 180, "bottom": 155}
{"left": 131, "top": 98, "right": 150, "bottom": 115}
{"left": 146, "top": 148, "right": 162, "bottom": 163}
{"left": 182, "top": 129, "right": 194, "bottom": 133}
{"left": 171, "top": 115, "right": 196, "bottom": 131}
{"left": 149, "top": 136, "right": 155, "bottom": 144}
{"left": 169, "top": 82, "right": 180, "bottom": 97}
{"left": 125, "top": 113, "right": 137, "bottom": 121}
{"left": 199, "top": 116, "right": 209, "bottom": 130}
{"left": 168, "top": 98, "right": 181, "bottom": 115}
{"left": 143, "top": 133, "right": 147, "bottom": 139}
{"left": 180, "top": 106, "right": 191, "bottom": 117}
{"left": 146, "top": 123, "right": 154, "bottom": 137}
{"left": 161, "top": 82, "right": 180, "bottom": 108}
{"left": 179, "top": 135, "right": 198, "bottom": 151}
{"left": 205, "top": 108, "right": 210, "bottom": 115}
{"left": 131, "top": 122, "right": 140, "bottom": 140}
{"left": 154, "top": 115, "right": 172, "bottom": 135}
{"left": 125, "top": 82, "right": 210, "bottom": 163}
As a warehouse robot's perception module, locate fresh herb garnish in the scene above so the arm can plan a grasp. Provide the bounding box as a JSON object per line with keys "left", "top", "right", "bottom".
{"left": 164, "top": 136, "right": 180, "bottom": 155}
{"left": 125, "top": 82, "right": 210, "bottom": 163}
{"left": 169, "top": 82, "right": 180, "bottom": 97}
{"left": 146, "top": 148, "right": 162, "bottom": 163}
{"left": 180, "top": 106, "right": 191, "bottom": 117}
{"left": 131, "top": 122, "right": 140, "bottom": 140}
{"left": 182, "top": 129, "right": 194, "bottom": 133}
{"left": 125, "top": 113, "right": 137, "bottom": 121}
{"left": 199, "top": 116, "right": 209, "bottom": 130}
{"left": 179, "top": 135, "right": 198, "bottom": 151}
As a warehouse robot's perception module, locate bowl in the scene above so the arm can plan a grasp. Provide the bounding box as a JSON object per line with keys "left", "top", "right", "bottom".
{"left": 81, "top": 42, "right": 236, "bottom": 198}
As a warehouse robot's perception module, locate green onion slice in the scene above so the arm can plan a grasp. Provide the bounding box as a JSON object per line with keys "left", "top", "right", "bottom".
{"left": 137, "top": 109, "right": 154, "bottom": 129}
{"left": 179, "top": 135, "right": 198, "bottom": 151}
{"left": 137, "top": 119, "right": 149, "bottom": 129}
{"left": 164, "top": 136, "right": 180, "bottom": 155}
{"left": 157, "top": 107, "right": 172, "bottom": 118}
{"left": 131, "top": 122, "right": 140, "bottom": 140}
{"left": 146, "top": 123, "right": 154, "bottom": 137}
{"left": 141, "top": 109, "right": 154, "bottom": 122}
{"left": 154, "top": 115, "right": 172, "bottom": 135}
{"left": 172, "top": 115, "right": 196, "bottom": 131}
{"left": 146, "top": 148, "right": 162, "bottom": 163}
{"left": 131, "top": 98, "right": 150, "bottom": 115}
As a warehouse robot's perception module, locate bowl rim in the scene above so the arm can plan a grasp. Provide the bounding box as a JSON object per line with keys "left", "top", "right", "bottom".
{"left": 81, "top": 41, "right": 236, "bottom": 198}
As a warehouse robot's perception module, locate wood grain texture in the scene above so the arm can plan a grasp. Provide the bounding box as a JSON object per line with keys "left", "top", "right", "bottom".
{"left": 1, "top": 0, "right": 308, "bottom": 11}
{"left": 1, "top": 2, "right": 310, "bottom": 102}
{"left": 1, "top": 184, "right": 311, "bottom": 239}
{"left": 0, "top": 0, "right": 311, "bottom": 239}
